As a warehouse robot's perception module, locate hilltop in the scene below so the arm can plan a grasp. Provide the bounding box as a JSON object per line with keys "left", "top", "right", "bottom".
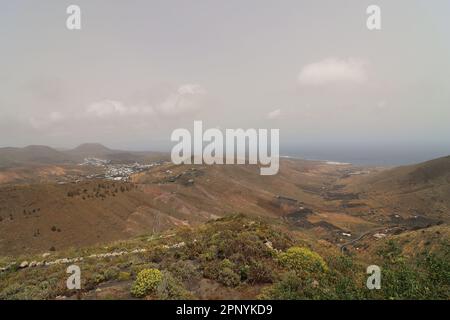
{"left": 0, "top": 143, "right": 168, "bottom": 168}
{"left": 0, "top": 145, "right": 72, "bottom": 168}
{"left": 66, "top": 143, "right": 116, "bottom": 157}
{"left": 346, "top": 155, "right": 450, "bottom": 222}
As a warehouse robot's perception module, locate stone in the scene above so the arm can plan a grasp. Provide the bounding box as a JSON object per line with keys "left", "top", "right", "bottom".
{"left": 171, "top": 242, "right": 185, "bottom": 249}
{"left": 264, "top": 241, "right": 274, "bottom": 250}
{"left": 373, "top": 233, "right": 387, "bottom": 239}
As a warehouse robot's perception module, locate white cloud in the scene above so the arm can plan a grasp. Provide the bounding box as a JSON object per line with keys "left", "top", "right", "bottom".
{"left": 85, "top": 84, "right": 207, "bottom": 119}
{"left": 177, "top": 84, "right": 206, "bottom": 95}
{"left": 154, "top": 84, "right": 207, "bottom": 117}
{"left": 87, "top": 100, "right": 127, "bottom": 117}
{"left": 298, "top": 58, "right": 368, "bottom": 86}
{"left": 86, "top": 100, "right": 154, "bottom": 117}
{"left": 266, "top": 108, "right": 281, "bottom": 119}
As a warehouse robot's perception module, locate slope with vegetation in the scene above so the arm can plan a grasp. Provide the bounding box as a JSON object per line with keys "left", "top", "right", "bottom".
{"left": 1, "top": 214, "right": 448, "bottom": 300}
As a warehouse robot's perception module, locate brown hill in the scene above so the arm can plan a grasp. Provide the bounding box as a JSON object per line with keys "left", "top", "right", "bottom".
{"left": 66, "top": 143, "right": 115, "bottom": 158}
{"left": 1, "top": 155, "right": 448, "bottom": 256}
{"left": 0, "top": 180, "right": 189, "bottom": 255}
{"left": 366, "top": 155, "right": 450, "bottom": 186}
{"left": 348, "top": 155, "right": 450, "bottom": 222}
{"left": 0, "top": 143, "right": 168, "bottom": 168}
{"left": 0, "top": 145, "right": 72, "bottom": 168}
{"left": 0, "top": 159, "right": 363, "bottom": 255}
{"left": 66, "top": 143, "right": 168, "bottom": 163}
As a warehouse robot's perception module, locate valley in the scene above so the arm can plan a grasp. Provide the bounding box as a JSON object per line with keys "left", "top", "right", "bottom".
{"left": 0, "top": 144, "right": 449, "bottom": 299}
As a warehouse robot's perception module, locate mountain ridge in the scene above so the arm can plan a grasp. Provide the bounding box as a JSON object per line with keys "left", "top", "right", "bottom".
{"left": 0, "top": 143, "right": 166, "bottom": 168}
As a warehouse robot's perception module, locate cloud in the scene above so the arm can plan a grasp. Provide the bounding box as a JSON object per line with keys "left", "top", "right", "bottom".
{"left": 298, "top": 58, "right": 368, "bottom": 86}
{"left": 155, "top": 84, "right": 207, "bottom": 117}
{"left": 86, "top": 100, "right": 154, "bottom": 117}
{"left": 266, "top": 108, "right": 281, "bottom": 119}
{"left": 177, "top": 84, "right": 206, "bottom": 95}
{"left": 86, "top": 84, "right": 207, "bottom": 119}
{"left": 87, "top": 100, "right": 128, "bottom": 117}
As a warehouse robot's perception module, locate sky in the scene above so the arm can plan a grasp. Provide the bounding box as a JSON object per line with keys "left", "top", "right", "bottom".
{"left": 1, "top": 0, "right": 449, "bottom": 164}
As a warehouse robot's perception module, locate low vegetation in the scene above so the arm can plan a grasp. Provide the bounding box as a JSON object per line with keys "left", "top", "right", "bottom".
{"left": 131, "top": 269, "right": 162, "bottom": 297}
{"left": 0, "top": 214, "right": 449, "bottom": 300}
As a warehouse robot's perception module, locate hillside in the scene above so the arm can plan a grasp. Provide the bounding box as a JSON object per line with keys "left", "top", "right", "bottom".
{"left": 0, "top": 144, "right": 168, "bottom": 168}
{"left": 0, "top": 159, "right": 358, "bottom": 255}
{"left": 362, "top": 155, "right": 450, "bottom": 188}
{"left": 0, "top": 146, "right": 72, "bottom": 168}
{"left": 0, "top": 154, "right": 449, "bottom": 300}
{"left": 2, "top": 155, "right": 449, "bottom": 256}
{"left": 346, "top": 155, "right": 450, "bottom": 222}
{"left": 1, "top": 214, "right": 448, "bottom": 300}
{"left": 65, "top": 143, "right": 115, "bottom": 159}
{"left": 69, "top": 143, "right": 114, "bottom": 154}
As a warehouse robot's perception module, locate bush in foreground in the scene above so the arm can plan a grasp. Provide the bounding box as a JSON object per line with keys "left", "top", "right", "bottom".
{"left": 278, "top": 247, "right": 328, "bottom": 275}
{"left": 131, "top": 269, "right": 163, "bottom": 298}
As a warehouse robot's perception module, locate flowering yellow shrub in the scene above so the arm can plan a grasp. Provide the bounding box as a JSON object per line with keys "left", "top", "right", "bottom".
{"left": 278, "top": 247, "right": 328, "bottom": 275}
{"left": 131, "top": 268, "right": 163, "bottom": 297}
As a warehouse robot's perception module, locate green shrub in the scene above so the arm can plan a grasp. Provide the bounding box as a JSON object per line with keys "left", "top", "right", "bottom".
{"left": 129, "top": 259, "right": 158, "bottom": 275}
{"left": 104, "top": 266, "right": 120, "bottom": 281}
{"left": 203, "top": 259, "right": 241, "bottom": 287}
{"left": 239, "top": 264, "right": 250, "bottom": 281}
{"left": 247, "top": 260, "right": 275, "bottom": 284}
{"left": 421, "top": 251, "right": 450, "bottom": 288}
{"left": 218, "top": 267, "right": 241, "bottom": 287}
{"left": 371, "top": 240, "right": 450, "bottom": 299}
{"left": 93, "top": 272, "right": 106, "bottom": 284}
{"left": 377, "top": 240, "right": 402, "bottom": 263}
{"left": 0, "top": 283, "right": 23, "bottom": 300}
{"left": 324, "top": 269, "right": 365, "bottom": 300}
{"left": 157, "top": 271, "right": 192, "bottom": 300}
{"left": 259, "top": 271, "right": 331, "bottom": 300}
{"left": 378, "top": 263, "right": 423, "bottom": 299}
{"left": 258, "top": 271, "right": 304, "bottom": 300}
{"left": 278, "top": 247, "right": 328, "bottom": 275}
{"left": 147, "top": 246, "right": 168, "bottom": 263}
{"left": 131, "top": 269, "right": 163, "bottom": 298}
{"left": 199, "top": 245, "right": 218, "bottom": 262}
{"left": 168, "top": 260, "right": 199, "bottom": 281}
{"left": 117, "top": 272, "right": 131, "bottom": 281}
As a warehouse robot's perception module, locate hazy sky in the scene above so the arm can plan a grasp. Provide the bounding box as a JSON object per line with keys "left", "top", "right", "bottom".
{"left": 1, "top": 0, "right": 449, "bottom": 162}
